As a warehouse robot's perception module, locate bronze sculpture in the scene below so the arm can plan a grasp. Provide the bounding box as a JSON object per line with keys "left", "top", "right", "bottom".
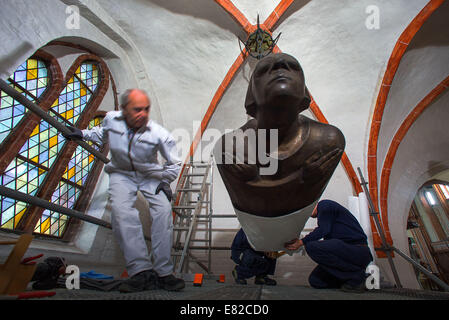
{"left": 214, "top": 53, "right": 345, "bottom": 251}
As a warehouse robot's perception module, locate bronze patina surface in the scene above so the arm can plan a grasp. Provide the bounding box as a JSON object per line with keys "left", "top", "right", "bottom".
{"left": 214, "top": 53, "right": 345, "bottom": 217}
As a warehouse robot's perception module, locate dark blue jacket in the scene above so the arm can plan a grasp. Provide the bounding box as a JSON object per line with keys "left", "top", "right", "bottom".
{"left": 302, "top": 200, "right": 368, "bottom": 245}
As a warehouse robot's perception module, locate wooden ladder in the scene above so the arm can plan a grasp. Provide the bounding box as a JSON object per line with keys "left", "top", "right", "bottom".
{"left": 0, "top": 234, "right": 37, "bottom": 294}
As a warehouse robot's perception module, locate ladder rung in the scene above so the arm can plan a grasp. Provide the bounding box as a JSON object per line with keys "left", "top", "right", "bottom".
{"left": 173, "top": 227, "right": 189, "bottom": 231}
{"left": 187, "top": 246, "right": 230, "bottom": 250}
{"left": 177, "top": 188, "right": 201, "bottom": 192}
{"left": 184, "top": 173, "right": 205, "bottom": 177}
{"left": 188, "top": 201, "right": 209, "bottom": 203}
{"left": 189, "top": 239, "right": 210, "bottom": 243}
{"left": 191, "top": 164, "right": 209, "bottom": 168}
{"left": 173, "top": 205, "right": 196, "bottom": 209}
{"left": 175, "top": 245, "right": 224, "bottom": 250}
{"left": 196, "top": 228, "right": 240, "bottom": 232}
{"left": 196, "top": 215, "right": 236, "bottom": 218}
{"left": 174, "top": 215, "right": 188, "bottom": 219}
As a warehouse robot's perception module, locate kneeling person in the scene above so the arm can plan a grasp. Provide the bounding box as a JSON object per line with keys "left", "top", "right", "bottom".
{"left": 285, "top": 200, "right": 373, "bottom": 292}
{"left": 231, "top": 229, "right": 277, "bottom": 285}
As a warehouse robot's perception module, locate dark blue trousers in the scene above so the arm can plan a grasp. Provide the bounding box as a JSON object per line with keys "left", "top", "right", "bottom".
{"left": 305, "top": 239, "right": 373, "bottom": 288}
{"left": 235, "top": 249, "right": 277, "bottom": 280}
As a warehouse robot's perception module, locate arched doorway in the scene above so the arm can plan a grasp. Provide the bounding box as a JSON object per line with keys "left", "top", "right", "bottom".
{"left": 407, "top": 181, "right": 449, "bottom": 290}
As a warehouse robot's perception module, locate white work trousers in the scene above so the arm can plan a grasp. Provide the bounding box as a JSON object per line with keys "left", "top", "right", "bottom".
{"left": 108, "top": 172, "right": 174, "bottom": 278}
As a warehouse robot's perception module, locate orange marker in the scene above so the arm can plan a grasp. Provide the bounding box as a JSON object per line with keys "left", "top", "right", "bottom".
{"left": 193, "top": 273, "right": 203, "bottom": 286}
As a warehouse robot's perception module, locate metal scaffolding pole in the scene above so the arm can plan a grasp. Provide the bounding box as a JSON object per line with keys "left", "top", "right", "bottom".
{"left": 391, "top": 246, "right": 449, "bottom": 292}
{"left": 0, "top": 79, "right": 110, "bottom": 164}
{"left": 0, "top": 185, "right": 111, "bottom": 229}
{"left": 0, "top": 186, "right": 156, "bottom": 242}
{"left": 357, "top": 168, "right": 449, "bottom": 292}
{"left": 357, "top": 167, "right": 402, "bottom": 288}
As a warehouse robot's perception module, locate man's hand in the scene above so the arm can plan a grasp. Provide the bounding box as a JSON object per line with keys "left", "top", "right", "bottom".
{"left": 156, "top": 182, "right": 173, "bottom": 202}
{"left": 62, "top": 126, "right": 83, "bottom": 140}
{"left": 284, "top": 238, "right": 304, "bottom": 251}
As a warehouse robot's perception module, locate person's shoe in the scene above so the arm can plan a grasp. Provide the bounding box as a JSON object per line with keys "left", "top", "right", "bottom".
{"left": 340, "top": 281, "right": 367, "bottom": 293}
{"left": 119, "top": 269, "right": 158, "bottom": 293}
{"left": 255, "top": 275, "right": 277, "bottom": 286}
{"left": 232, "top": 267, "right": 247, "bottom": 285}
{"left": 157, "top": 274, "right": 185, "bottom": 291}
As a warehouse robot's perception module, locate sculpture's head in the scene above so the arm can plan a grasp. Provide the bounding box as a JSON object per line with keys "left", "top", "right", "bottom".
{"left": 245, "top": 53, "right": 311, "bottom": 125}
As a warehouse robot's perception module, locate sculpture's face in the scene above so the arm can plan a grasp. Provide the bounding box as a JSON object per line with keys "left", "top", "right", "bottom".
{"left": 251, "top": 53, "right": 307, "bottom": 115}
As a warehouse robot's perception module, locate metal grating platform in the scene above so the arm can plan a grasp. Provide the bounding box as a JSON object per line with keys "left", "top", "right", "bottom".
{"left": 23, "top": 279, "right": 449, "bottom": 300}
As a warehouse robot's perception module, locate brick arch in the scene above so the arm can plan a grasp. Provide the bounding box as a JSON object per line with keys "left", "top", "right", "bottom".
{"left": 366, "top": 0, "right": 445, "bottom": 257}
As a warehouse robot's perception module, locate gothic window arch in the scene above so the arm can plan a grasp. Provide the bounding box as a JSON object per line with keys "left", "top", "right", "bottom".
{"left": 0, "top": 58, "right": 50, "bottom": 145}
{"left": 0, "top": 48, "right": 112, "bottom": 239}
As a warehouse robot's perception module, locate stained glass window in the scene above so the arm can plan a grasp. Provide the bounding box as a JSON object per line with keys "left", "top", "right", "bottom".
{"left": 33, "top": 116, "right": 104, "bottom": 237}
{"left": 51, "top": 63, "right": 98, "bottom": 125}
{"left": 0, "top": 157, "right": 47, "bottom": 229}
{"left": 1, "top": 60, "right": 101, "bottom": 234}
{"left": 0, "top": 58, "right": 49, "bottom": 144}
{"left": 33, "top": 181, "right": 77, "bottom": 236}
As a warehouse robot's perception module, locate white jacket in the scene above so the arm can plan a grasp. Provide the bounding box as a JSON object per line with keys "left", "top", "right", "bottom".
{"left": 82, "top": 111, "right": 181, "bottom": 193}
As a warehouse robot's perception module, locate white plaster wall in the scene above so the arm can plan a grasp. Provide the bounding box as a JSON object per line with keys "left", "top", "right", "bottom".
{"left": 0, "top": 1, "right": 122, "bottom": 80}
{"left": 232, "top": 0, "right": 280, "bottom": 24}
{"left": 373, "top": 3, "right": 449, "bottom": 288}
{"left": 0, "top": 0, "right": 162, "bottom": 120}
{"left": 377, "top": 1, "right": 449, "bottom": 183}
{"left": 386, "top": 90, "right": 449, "bottom": 289}
{"left": 96, "top": 0, "right": 244, "bottom": 135}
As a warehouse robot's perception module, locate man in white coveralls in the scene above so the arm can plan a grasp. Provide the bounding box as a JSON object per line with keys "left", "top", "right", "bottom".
{"left": 64, "top": 88, "right": 184, "bottom": 292}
